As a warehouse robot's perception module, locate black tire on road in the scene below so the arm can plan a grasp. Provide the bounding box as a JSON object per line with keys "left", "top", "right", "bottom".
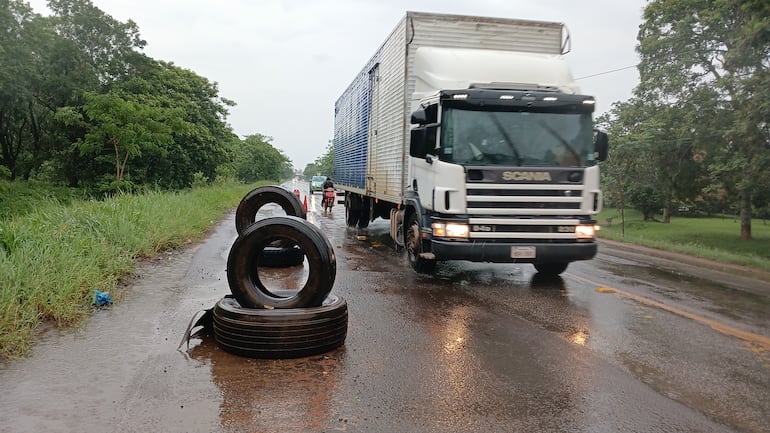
{"left": 406, "top": 212, "right": 436, "bottom": 274}
{"left": 345, "top": 193, "right": 360, "bottom": 228}
{"left": 235, "top": 185, "right": 306, "bottom": 235}
{"left": 534, "top": 262, "right": 569, "bottom": 276}
{"left": 358, "top": 197, "right": 370, "bottom": 229}
{"left": 213, "top": 294, "right": 348, "bottom": 359}
{"left": 227, "top": 216, "right": 336, "bottom": 309}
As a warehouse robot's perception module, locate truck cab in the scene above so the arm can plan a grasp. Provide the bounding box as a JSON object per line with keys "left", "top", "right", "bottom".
{"left": 406, "top": 86, "right": 608, "bottom": 274}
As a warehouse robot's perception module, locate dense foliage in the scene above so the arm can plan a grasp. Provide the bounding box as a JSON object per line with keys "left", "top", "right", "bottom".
{"left": 235, "top": 134, "right": 294, "bottom": 183}
{"left": 600, "top": 0, "right": 770, "bottom": 240}
{"left": 0, "top": 0, "right": 291, "bottom": 193}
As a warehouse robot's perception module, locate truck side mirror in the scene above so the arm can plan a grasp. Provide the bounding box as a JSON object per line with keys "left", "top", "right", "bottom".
{"left": 593, "top": 129, "right": 608, "bottom": 161}
{"left": 410, "top": 109, "right": 427, "bottom": 125}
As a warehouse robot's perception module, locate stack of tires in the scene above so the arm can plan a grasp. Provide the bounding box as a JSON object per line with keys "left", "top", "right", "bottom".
{"left": 212, "top": 185, "right": 347, "bottom": 359}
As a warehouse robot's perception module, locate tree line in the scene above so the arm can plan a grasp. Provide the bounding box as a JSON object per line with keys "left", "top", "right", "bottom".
{"left": 302, "top": 140, "right": 333, "bottom": 180}
{"left": 599, "top": 0, "right": 769, "bottom": 240}
{"left": 0, "top": 0, "right": 293, "bottom": 193}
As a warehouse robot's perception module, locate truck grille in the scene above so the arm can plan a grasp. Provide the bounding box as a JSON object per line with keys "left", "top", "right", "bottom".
{"left": 464, "top": 182, "right": 591, "bottom": 241}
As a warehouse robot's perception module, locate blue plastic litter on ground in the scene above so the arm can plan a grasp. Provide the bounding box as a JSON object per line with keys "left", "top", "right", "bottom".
{"left": 93, "top": 290, "right": 112, "bottom": 306}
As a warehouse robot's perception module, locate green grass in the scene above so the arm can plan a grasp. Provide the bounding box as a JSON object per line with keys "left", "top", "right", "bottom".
{"left": 596, "top": 208, "right": 770, "bottom": 272}
{"left": 0, "top": 180, "right": 269, "bottom": 359}
{"left": 0, "top": 180, "right": 86, "bottom": 221}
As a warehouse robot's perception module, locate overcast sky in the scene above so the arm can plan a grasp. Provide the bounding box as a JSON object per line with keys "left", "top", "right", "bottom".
{"left": 28, "top": 0, "right": 647, "bottom": 170}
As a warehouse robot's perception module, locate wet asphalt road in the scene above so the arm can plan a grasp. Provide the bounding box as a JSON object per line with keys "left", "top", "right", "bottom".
{"left": 0, "top": 182, "right": 768, "bottom": 433}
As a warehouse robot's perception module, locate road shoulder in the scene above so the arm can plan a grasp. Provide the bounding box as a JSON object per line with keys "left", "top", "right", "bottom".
{"left": 597, "top": 238, "right": 770, "bottom": 296}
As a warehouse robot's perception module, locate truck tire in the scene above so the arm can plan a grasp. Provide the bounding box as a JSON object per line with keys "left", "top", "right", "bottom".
{"left": 358, "top": 197, "right": 370, "bottom": 229}
{"left": 235, "top": 185, "right": 306, "bottom": 235}
{"left": 344, "top": 194, "right": 360, "bottom": 228}
{"left": 212, "top": 294, "right": 348, "bottom": 359}
{"left": 534, "top": 262, "right": 569, "bottom": 276}
{"left": 406, "top": 213, "right": 436, "bottom": 274}
{"left": 227, "top": 216, "right": 336, "bottom": 309}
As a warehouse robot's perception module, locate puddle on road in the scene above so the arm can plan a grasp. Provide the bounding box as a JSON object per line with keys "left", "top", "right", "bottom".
{"left": 255, "top": 260, "right": 309, "bottom": 294}
{"left": 599, "top": 261, "right": 770, "bottom": 327}
{"left": 187, "top": 332, "right": 347, "bottom": 432}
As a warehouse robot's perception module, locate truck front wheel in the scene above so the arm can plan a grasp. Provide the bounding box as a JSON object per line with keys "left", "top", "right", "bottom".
{"left": 534, "top": 262, "right": 569, "bottom": 276}
{"left": 406, "top": 213, "right": 436, "bottom": 274}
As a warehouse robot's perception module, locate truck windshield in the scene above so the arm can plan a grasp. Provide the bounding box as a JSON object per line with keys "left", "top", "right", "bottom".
{"left": 439, "top": 108, "right": 595, "bottom": 167}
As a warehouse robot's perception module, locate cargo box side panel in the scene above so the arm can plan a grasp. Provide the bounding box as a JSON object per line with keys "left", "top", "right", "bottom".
{"left": 367, "top": 18, "right": 408, "bottom": 204}
{"left": 333, "top": 51, "right": 386, "bottom": 191}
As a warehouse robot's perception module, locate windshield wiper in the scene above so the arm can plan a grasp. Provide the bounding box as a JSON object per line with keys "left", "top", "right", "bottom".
{"left": 489, "top": 113, "right": 523, "bottom": 165}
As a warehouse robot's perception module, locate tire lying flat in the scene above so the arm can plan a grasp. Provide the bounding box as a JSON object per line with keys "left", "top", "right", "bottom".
{"left": 227, "top": 216, "right": 336, "bottom": 309}
{"left": 212, "top": 294, "right": 348, "bottom": 359}
{"left": 235, "top": 185, "right": 306, "bottom": 235}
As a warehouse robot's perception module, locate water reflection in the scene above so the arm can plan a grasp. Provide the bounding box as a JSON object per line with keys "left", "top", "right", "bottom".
{"left": 188, "top": 331, "right": 345, "bottom": 432}
{"left": 530, "top": 273, "right": 567, "bottom": 291}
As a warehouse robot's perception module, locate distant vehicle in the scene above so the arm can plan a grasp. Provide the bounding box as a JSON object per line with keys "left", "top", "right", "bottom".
{"left": 309, "top": 176, "right": 326, "bottom": 193}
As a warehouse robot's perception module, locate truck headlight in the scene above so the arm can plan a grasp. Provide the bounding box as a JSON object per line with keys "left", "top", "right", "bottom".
{"left": 575, "top": 224, "right": 595, "bottom": 239}
{"left": 432, "top": 222, "right": 470, "bottom": 238}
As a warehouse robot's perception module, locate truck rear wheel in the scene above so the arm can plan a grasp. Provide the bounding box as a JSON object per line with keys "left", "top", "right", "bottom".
{"left": 406, "top": 213, "right": 436, "bottom": 274}
{"left": 534, "top": 262, "right": 569, "bottom": 276}
{"left": 344, "top": 194, "right": 360, "bottom": 228}
{"left": 358, "top": 197, "right": 370, "bottom": 229}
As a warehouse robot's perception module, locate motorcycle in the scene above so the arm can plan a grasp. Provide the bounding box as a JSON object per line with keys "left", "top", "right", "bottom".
{"left": 322, "top": 188, "right": 335, "bottom": 213}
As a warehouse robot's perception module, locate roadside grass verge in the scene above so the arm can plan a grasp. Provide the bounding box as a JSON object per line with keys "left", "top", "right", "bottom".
{"left": 596, "top": 208, "right": 770, "bottom": 272}
{"left": 0, "top": 180, "right": 86, "bottom": 221}
{"left": 0, "top": 181, "right": 267, "bottom": 359}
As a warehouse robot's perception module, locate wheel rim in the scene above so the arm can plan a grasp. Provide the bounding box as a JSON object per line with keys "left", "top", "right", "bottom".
{"left": 406, "top": 219, "right": 420, "bottom": 263}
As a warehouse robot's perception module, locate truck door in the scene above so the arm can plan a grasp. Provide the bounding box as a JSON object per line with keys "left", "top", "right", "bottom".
{"left": 366, "top": 64, "right": 380, "bottom": 196}
{"left": 409, "top": 124, "right": 438, "bottom": 212}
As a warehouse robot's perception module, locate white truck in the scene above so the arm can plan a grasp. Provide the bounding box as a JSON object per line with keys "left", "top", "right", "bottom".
{"left": 333, "top": 11, "right": 608, "bottom": 275}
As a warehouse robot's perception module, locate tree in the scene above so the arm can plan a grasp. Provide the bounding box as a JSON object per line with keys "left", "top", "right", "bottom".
{"left": 1, "top": 0, "right": 240, "bottom": 190}
{"left": 598, "top": 96, "right": 709, "bottom": 225}
{"left": 637, "top": 0, "right": 770, "bottom": 239}
{"left": 46, "top": 0, "right": 146, "bottom": 83}
{"left": 56, "top": 91, "right": 174, "bottom": 192}
{"left": 234, "top": 134, "right": 292, "bottom": 183}
{"left": 116, "top": 60, "right": 236, "bottom": 188}
{"left": 0, "top": 0, "right": 147, "bottom": 185}
{"left": 0, "top": 0, "right": 37, "bottom": 179}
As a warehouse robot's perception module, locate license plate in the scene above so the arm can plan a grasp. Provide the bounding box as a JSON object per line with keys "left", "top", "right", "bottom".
{"left": 511, "top": 246, "right": 536, "bottom": 259}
